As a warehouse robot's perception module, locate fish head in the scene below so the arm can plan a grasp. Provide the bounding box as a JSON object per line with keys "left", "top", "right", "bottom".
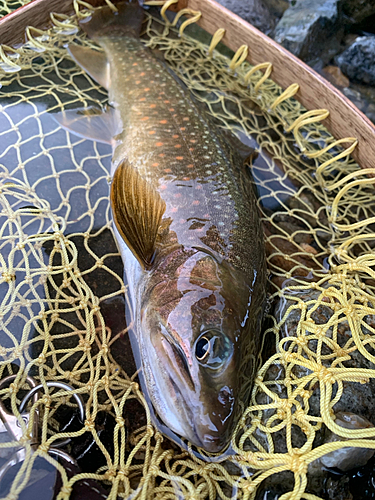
{"left": 140, "top": 249, "right": 263, "bottom": 453}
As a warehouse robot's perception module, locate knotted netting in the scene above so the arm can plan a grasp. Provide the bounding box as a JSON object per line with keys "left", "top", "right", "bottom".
{"left": 1, "top": 1, "right": 375, "bottom": 498}
{"left": 0, "top": 0, "right": 31, "bottom": 18}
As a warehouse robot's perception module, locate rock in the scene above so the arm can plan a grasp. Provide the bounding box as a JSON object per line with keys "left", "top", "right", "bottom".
{"left": 322, "top": 65, "right": 350, "bottom": 88}
{"left": 342, "top": 33, "right": 359, "bottom": 49}
{"left": 215, "top": 0, "right": 276, "bottom": 35}
{"left": 342, "top": 81, "right": 375, "bottom": 123}
{"left": 366, "top": 102, "right": 375, "bottom": 123}
{"left": 341, "top": 0, "right": 375, "bottom": 24}
{"left": 273, "top": 0, "right": 343, "bottom": 63}
{"left": 262, "top": 0, "right": 290, "bottom": 20}
{"left": 337, "top": 36, "right": 375, "bottom": 86}
{"left": 342, "top": 87, "right": 367, "bottom": 112}
{"left": 320, "top": 412, "right": 375, "bottom": 471}
{"left": 325, "top": 475, "right": 353, "bottom": 500}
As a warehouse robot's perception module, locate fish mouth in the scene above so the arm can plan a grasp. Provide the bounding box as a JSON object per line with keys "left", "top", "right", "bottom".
{"left": 156, "top": 330, "right": 230, "bottom": 453}
{"left": 167, "top": 374, "right": 228, "bottom": 453}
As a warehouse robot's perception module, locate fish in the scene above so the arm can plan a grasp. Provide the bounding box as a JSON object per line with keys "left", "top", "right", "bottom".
{"left": 56, "top": 0, "right": 267, "bottom": 453}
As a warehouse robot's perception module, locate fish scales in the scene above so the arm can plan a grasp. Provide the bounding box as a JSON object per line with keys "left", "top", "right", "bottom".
{"left": 62, "top": 1, "right": 267, "bottom": 454}
{"left": 105, "top": 35, "right": 262, "bottom": 278}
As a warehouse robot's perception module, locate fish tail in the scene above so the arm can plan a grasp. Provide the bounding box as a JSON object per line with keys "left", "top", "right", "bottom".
{"left": 80, "top": 1, "right": 144, "bottom": 39}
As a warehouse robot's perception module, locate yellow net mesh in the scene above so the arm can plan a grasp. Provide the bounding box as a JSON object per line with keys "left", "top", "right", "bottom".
{"left": 1, "top": 1, "right": 375, "bottom": 499}
{"left": 0, "top": 0, "right": 31, "bottom": 18}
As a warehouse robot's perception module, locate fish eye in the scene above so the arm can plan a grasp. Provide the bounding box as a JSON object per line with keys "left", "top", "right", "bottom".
{"left": 194, "top": 330, "right": 233, "bottom": 370}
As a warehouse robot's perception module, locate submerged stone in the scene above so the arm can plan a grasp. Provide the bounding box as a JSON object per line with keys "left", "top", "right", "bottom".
{"left": 320, "top": 412, "right": 375, "bottom": 472}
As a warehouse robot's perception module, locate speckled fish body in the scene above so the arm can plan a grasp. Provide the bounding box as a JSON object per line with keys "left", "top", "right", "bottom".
{"left": 64, "top": 1, "right": 267, "bottom": 453}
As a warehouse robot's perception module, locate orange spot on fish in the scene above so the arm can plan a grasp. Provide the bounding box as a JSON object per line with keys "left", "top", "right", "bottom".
{"left": 159, "top": 153, "right": 165, "bottom": 157}
{"left": 140, "top": 72, "right": 145, "bottom": 76}
{"left": 169, "top": 108, "right": 175, "bottom": 112}
{"left": 183, "top": 117, "right": 189, "bottom": 121}
{"left": 160, "top": 185, "right": 167, "bottom": 190}
{"left": 149, "top": 131, "right": 156, "bottom": 135}
{"left": 171, "top": 207, "right": 178, "bottom": 213}
{"left": 196, "top": 185, "right": 202, "bottom": 190}
{"left": 183, "top": 177, "right": 190, "bottom": 181}
{"left": 133, "top": 63, "right": 138, "bottom": 66}
{"left": 173, "top": 135, "right": 179, "bottom": 139}
{"left": 141, "top": 116, "right": 149, "bottom": 121}
{"left": 164, "top": 168, "right": 172, "bottom": 173}
{"left": 187, "top": 164, "right": 194, "bottom": 168}
{"left": 140, "top": 97, "right": 146, "bottom": 101}
{"left": 144, "top": 88, "right": 150, "bottom": 92}
{"left": 160, "top": 120, "right": 168, "bottom": 124}
{"left": 190, "top": 139, "right": 197, "bottom": 143}
{"left": 136, "top": 81, "right": 141, "bottom": 84}
{"left": 174, "top": 193, "right": 182, "bottom": 198}
{"left": 152, "top": 162, "right": 159, "bottom": 167}
{"left": 192, "top": 200, "right": 200, "bottom": 206}
{"left": 176, "top": 156, "right": 184, "bottom": 160}
{"left": 156, "top": 142, "right": 164, "bottom": 147}
{"left": 175, "top": 144, "right": 182, "bottom": 148}
{"left": 150, "top": 104, "right": 156, "bottom": 108}
{"left": 189, "top": 148, "right": 194, "bottom": 152}
{"left": 164, "top": 100, "right": 170, "bottom": 103}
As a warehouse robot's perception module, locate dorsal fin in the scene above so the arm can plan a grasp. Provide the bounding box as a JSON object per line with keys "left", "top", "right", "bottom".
{"left": 111, "top": 160, "right": 166, "bottom": 270}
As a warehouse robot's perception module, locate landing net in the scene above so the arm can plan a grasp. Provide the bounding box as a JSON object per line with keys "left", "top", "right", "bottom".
{"left": 1, "top": 1, "right": 375, "bottom": 499}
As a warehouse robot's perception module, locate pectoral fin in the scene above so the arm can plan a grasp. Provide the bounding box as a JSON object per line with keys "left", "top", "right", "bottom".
{"left": 111, "top": 160, "right": 166, "bottom": 270}
{"left": 68, "top": 45, "right": 110, "bottom": 89}
{"left": 52, "top": 105, "right": 119, "bottom": 144}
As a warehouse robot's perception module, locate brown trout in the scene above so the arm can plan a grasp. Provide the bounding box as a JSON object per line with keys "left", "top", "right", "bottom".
{"left": 59, "top": 0, "right": 267, "bottom": 453}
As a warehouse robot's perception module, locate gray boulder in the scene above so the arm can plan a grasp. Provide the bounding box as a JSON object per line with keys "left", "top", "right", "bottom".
{"left": 215, "top": 0, "right": 276, "bottom": 35}
{"left": 274, "top": 0, "right": 343, "bottom": 63}
{"left": 337, "top": 36, "right": 375, "bottom": 86}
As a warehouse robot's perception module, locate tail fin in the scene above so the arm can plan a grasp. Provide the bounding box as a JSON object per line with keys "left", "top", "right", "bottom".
{"left": 79, "top": 1, "right": 144, "bottom": 39}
